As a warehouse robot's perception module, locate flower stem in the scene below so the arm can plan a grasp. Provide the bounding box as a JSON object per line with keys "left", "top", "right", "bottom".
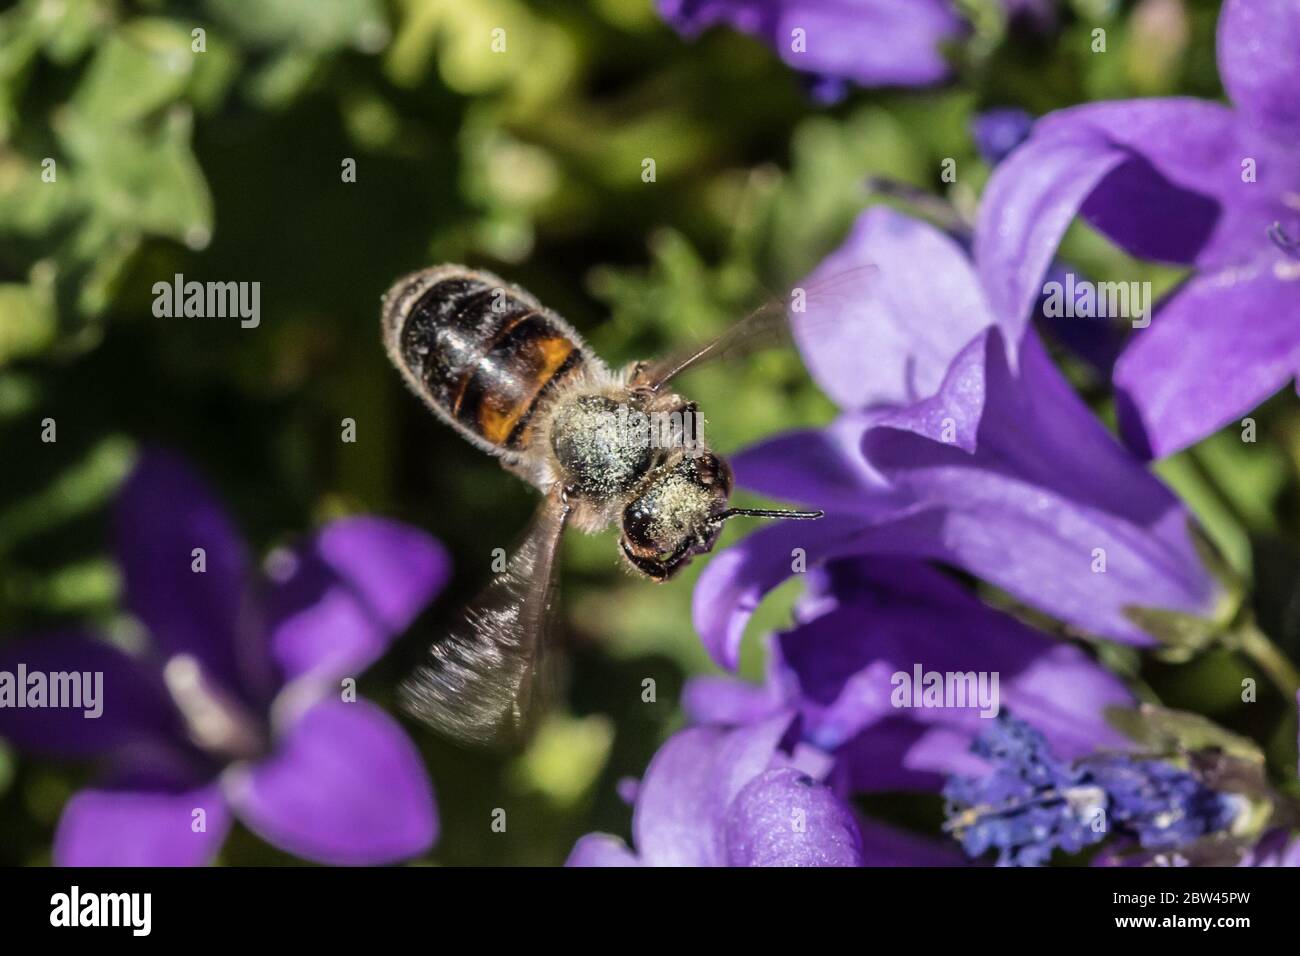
{"left": 1230, "top": 620, "right": 1300, "bottom": 701}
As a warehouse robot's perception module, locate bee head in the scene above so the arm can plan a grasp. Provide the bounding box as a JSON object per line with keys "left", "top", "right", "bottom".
{"left": 619, "top": 452, "right": 826, "bottom": 581}
{"left": 619, "top": 453, "right": 732, "bottom": 581}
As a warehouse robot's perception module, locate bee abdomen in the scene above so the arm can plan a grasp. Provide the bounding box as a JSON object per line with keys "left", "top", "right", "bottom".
{"left": 383, "top": 267, "right": 589, "bottom": 452}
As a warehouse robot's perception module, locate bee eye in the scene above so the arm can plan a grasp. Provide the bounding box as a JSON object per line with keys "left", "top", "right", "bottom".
{"left": 621, "top": 499, "right": 657, "bottom": 551}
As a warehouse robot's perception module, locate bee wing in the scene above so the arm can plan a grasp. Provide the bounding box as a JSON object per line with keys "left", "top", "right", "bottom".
{"left": 632, "top": 264, "right": 877, "bottom": 391}
{"left": 400, "top": 490, "right": 570, "bottom": 747}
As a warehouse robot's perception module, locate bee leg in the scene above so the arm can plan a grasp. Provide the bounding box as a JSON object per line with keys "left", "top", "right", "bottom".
{"left": 625, "top": 359, "right": 653, "bottom": 388}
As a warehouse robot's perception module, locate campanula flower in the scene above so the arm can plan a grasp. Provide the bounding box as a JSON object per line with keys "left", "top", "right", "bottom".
{"left": 0, "top": 449, "right": 446, "bottom": 866}
{"left": 657, "top": 0, "right": 968, "bottom": 93}
{"left": 682, "top": 558, "right": 1264, "bottom": 867}
{"left": 687, "top": 556, "right": 1135, "bottom": 784}
{"left": 976, "top": 0, "right": 1300, "bottom": 457}
{"left": 566, "top": 713, "right": 956, "bottom": 866}
{"left": 693, "top": 205, "right": 1222, "bottom": 670}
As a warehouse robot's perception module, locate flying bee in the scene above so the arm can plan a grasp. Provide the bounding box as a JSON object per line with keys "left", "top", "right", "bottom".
{"left": 381, "top": 264, "right": 828, "bottom": 745}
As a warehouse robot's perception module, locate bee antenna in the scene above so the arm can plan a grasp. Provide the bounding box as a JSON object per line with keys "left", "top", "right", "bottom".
{"left": 713, "top": 507, "right": 824, "bottom": 525}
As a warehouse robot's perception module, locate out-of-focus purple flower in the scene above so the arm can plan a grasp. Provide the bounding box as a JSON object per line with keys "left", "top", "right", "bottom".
{"left": 657, "top": 0, "right": 968, "bottom": 92}
{"left": 971, "top": 108, "right": 1035, "bottom": 166}
{"left": 944, "top": 713, "right": 1240, "bottom": 866}
{"left": 693, "top": 206, "right": 1221, "bottom": 670}
{"left": 976, "top": 0, "right": 1300, "bottom": 458}
{"left": 566, "top": 713, "right": 955, "bottom": 866}
{"left": 0, "top": 449, "right": 447, "bottom": 866}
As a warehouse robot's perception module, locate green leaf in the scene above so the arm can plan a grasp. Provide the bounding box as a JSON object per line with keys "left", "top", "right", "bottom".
{"left": 71, "top": 19, "right": 198, "bottom": 126}
{"left": 57, "top": 106, "right": 212, "bottom": 248}
{"left": 0, "top": 272, "right": 56, "bottom": 363}
{"left": 1104, "top": 703, "right": 1265, "bottom": 765}
{"left": 205, "top": 0, "right": 388, "bottom": 54}
{"left": 0, "top": 437, "right": 134, "bottom": 555}
{"left": 1122, "top": 604, "right": 1221, "bottom": 661}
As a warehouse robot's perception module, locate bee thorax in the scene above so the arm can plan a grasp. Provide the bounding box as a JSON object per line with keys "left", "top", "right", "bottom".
{"left": 548, "top": 394, "right": 662, "bottom": 507}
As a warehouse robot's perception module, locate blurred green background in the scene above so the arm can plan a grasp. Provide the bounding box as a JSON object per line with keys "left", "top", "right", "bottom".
{"left": 2, "top": 0, "right": 1298, "bottom": 865}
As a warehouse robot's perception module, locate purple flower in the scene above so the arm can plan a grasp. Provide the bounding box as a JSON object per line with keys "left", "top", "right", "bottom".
{"left": 694, "top": 206, "right": 1221, "bottom": 670}
{"left": 683, "top": 554, "right": 1137, "bottom": 864}
{"left": 566, "top": 713, "right": 955, "bottom": 866}
{"left": 944, "top": 713, "right": 1240, "bottom": 867}
{"left": 688, "top": 556, "right": 1135, "bottom": 783}
{"left": 0, "top": 449, "right": 447, "bottom": 866}
{"left": 976, "top": 0, "right": 1300, "bottom": 458}
{"left": 656, "top": 0, "right": 968, "bottom": 92}
{"left": 681, "top": 557, "right": 1264, "bottom": 866}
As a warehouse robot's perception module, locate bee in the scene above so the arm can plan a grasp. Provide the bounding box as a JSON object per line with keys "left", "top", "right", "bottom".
{"left": 382, "top": 265, "right": 824, "bottom": 745}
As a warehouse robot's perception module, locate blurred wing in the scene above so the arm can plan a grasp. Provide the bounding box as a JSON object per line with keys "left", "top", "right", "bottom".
{"left": 632, "top": 265, "right": 877, "bottom": 391}
{"left": 400, "top": 491, "right": 570, "bottom": 747}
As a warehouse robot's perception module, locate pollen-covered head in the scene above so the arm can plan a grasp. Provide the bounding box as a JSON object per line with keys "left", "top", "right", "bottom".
{"left": 619, "top": 453, "right": 732, "bottom": 580}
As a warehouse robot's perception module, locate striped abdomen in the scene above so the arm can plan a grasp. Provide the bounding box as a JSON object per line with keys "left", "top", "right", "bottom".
{"left": 382, "top": 267, "right": 589, "bottom": 453}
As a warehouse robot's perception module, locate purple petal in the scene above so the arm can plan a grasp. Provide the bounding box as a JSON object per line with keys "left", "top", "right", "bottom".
{"left": 776, "top": 569, "right": 1133, "bottom": 756}
{"left": 693, "top": 511, "right": 898, "bottom": 669}
{"left": 682, "top": 671, "right": 789, "bottom": 727}
{"left": 859, "top": 329, "right": 1217, "bottom": 643}
{"left": 114, "top": 449, "right": 268, "bottom": 701}
{"left": 723, "top": 767, "right": 863, "bottom": 866}
{"left": 565, "top": 833, "right": 642, "bottom": 867}
{"left": 632, "top": 715, "right": 792, "bottom": 866}
{"left": 836, "top": 717, "right": 988, "bottom": 792}
{"left": 1219, "top": 0, "right": 1300, "bottom": 142}
{"left": 865, "top": 324, "right": 989, "bottom": 452}
{"left": 732, "top": 418, "right": 893, "bottom": 515}
{"left": 1115, "top": 254, "right": 1300, "bottom": 458}
{"left": 267, "top": 517, "right": 449, "bottom": 684}
{"left": 659, "top": 0, "right": 965, "bottom": 89}
{"left": 975, "top": 128, "right": 1128, "bottom": 333}
{"left": 1239, "top": 828, "right": 1300, "bottom": 867}
{"left": 0, "top": 633, "right": 179, "bottom": 758}
{"left": 54, "top": 783, "right": 230, "bottom": 866}
{"left": 700, "top": 326, "right": 1218, "bottom": 661}
{"left": 225, "top": 698, "right": 436, "bottom": 865}
{"left": 856, "top": 817, "right": 966, "bottom": 866}
{"left": 975, "top": 99, "right": 1285, "bottom": 331}
{"left": 795, "top": 207, "right": 998, "bottom": 410}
